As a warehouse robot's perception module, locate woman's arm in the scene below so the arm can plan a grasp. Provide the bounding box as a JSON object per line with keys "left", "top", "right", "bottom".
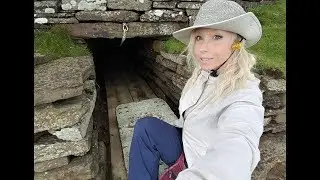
{"left": 176, "top": 100, "right": 264, "bottom": 180}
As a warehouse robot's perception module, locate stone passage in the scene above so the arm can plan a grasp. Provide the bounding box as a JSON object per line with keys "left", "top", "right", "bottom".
{"left": 34, "top": 55, "right": 107, "bottom": 180}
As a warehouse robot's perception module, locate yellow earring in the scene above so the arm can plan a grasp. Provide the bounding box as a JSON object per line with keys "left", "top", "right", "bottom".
{"left": 232, "top": 41, "right": 242, "bottom": 50}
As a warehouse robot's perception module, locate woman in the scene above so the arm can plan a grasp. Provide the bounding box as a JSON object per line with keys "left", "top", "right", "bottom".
{"left": 128, "top": 0, "right": 265, "bottom": 179}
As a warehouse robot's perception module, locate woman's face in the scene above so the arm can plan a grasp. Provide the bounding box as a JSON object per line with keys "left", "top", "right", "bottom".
{"left": 193, "top": 28, "right": 237, "bottom": 71}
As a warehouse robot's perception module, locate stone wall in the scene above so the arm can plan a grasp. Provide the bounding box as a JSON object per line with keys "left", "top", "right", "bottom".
{"left": 34, "top": 54, "right": 107, "bottom": 180}
{"left": 136, "top": 39, "right": 286, "bottom": 180}
{"left": 34, "top": 0, "right": 272, "bottom": 39}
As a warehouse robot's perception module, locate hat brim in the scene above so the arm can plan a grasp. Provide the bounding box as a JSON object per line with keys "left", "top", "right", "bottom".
{"left": 172, "top": 12, "right": 262, "bottom": 48}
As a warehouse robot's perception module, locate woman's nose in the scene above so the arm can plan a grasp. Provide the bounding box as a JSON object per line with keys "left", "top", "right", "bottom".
{"left": 199, "top": 41, "right": 209, "bottom": 52}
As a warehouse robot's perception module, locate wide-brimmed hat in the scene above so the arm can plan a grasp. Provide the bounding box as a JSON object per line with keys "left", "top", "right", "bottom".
{"left": 172, "top": 0, "right": 262, "bottom": 48}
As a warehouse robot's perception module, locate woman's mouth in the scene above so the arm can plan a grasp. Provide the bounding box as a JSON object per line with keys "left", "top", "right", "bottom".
{"left": 200, "top": 58, "right": 213, "bottom": 62}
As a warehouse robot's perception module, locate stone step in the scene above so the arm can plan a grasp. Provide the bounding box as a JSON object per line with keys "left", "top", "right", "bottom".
{"left": 115, "top": 98, "right": 179, "bottom": 175}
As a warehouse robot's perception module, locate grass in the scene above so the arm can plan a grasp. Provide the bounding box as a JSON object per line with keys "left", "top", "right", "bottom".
{"left": 34, "top": 26, "right": 91, "bottom": 59}
{"left": 248, "top": 0, "right": 286, "bottom": 77}
{"left": 163, "top": 37, "right": 186, "bottom": 54}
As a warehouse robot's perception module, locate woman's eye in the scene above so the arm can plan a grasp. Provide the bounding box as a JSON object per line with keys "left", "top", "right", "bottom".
{"left": 195, "top": 36, "right": 202, "bottom": 41}
{"left": 213, "top": 35, "right": 223, "bottom": 40}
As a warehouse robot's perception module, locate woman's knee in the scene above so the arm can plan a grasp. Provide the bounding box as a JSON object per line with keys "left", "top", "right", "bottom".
{"left": 134, "top": 117, "right": 159, "bottom": 135}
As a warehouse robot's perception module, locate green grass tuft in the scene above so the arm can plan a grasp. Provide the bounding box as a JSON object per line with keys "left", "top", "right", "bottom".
{"left": 163, "top": 37, "right": 186, "bottom": 54}
{"left": 34, "top": 26, "right": 91, "bottom": 59}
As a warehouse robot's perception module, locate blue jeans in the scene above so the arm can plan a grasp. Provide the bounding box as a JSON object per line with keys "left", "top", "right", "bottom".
{"left": 128, "top": 117, "right": 183, "bottom": 180}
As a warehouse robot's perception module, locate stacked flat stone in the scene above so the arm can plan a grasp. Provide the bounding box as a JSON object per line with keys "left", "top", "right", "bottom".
{"left": 34, "top": 54, "right": 107, "bottom": 180}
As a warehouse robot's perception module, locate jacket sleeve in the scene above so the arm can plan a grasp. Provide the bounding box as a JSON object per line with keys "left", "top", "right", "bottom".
{"left": 176, "top": 100, "right": 264, "bottom": 180}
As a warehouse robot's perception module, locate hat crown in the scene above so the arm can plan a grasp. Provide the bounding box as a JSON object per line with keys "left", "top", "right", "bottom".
{"left": 194, "top": 0, "right": 246, "bottom": 26}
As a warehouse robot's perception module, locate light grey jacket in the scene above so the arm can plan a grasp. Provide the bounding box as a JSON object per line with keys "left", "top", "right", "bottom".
{"left": 171, "top": 70, "right": 264, "bottom": 180}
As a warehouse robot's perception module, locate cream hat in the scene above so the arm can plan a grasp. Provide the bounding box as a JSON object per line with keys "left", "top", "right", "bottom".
{"left": 172, "top": 0, "right": 262, "bottom": 48}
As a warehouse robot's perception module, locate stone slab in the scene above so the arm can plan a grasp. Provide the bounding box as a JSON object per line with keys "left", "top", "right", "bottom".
{"left": 34, "top": 56, "right": 95, "bottom": 106}
{"left": 48, "top": 82, "right": 96, "bottom": 141}
{"left": 34, "top": 119, "right": 93, "bottom": 163}
{"left": 140, "top": 9, "right": 188, "bottom": 22}
{"left": 34, "top": 127, "right": 99, "bottom": 180}
{"left": 75, "top": 10, "right": 139, "bottom": 22}
{"left": 34, "top": 81, "right": 96, "bottom": 133}
{"left": 160, "top": 51, "right": 186, "bottom": 65}
{"left": 61, "top": 0, "right": 107, "bottom": 11}
{"left": 34, "top": 156, "right": 70, "bottom": 173}
{"left": 107, "top": 0, "right": 152, "bottom": 11}
{"left": 156, "top": 55, "right": 177, "bottom": 72}
{"left": 152, "top": 1, "right": 177, "bottom": 9}
{"left": 116, "top": 98, "right": 178, "bottom": 129}
{"left": 59, "top": 22, "right": 188, "bottom": 39}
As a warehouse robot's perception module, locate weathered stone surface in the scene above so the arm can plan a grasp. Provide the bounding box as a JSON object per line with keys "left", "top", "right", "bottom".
{"left": 263, "top": 93, "right": 282, "bottom": 109}
{"left": 261, "top": 76, "right": 286, "bottom": 94}
{"left": 152, "top": 40, "right": 164, "bottom": 53}
{"left": 176, "top": 64, "right": 192, "bottom": 78}
{"left": 49, "top": 115, "right": 94, "bottom": 141}
{"left": 156, "top": 55, "right": 177, "bottom": 72}
{"left": 34, "top": 13, "right": 75, "bottom": 18}
{"left": 34, "top": 17, "right": 79, "bottom": 24}
{"left": 145, "top": 76, "right": 167, "bottom": 101}
{"left": 116, "top": 98, "right": 178, "bottom": 129}
{"left": 185, "top": 9, "right": 198, "bottom": 25}
{"left": 140, "top": 9, "right": 188, "bottom": 22}
{"left": 263, "top": 117, "right": 272, "bottom": 127}
{"left": 177, "top": 2, "right": 203, "bottom": 9}
{"left": 61, "top": 0, "right": 107, "bottom": 11}
{"left": 251, "top": 132, "right": 286, "bottom": 180}
{"left": 264, "top": 109, "right": 286, "bottom": 133}
{"left": 274, "top": 108, "right": 286, "bottom": 123}
{"left": 34, "top": 127, "right": 99, "bottom": 180}
{"left": 34, "top": 53, "right": 55, "bottom": 66}
{"left": 264, "top": 108, "right": 277, "bottom": 117}
{"left": 48, "top": 81, "right": 96, "bottom": 141}
{"left": 108, "top": 0, "right": 152, "bottom": 11}
{"left": 264, "top": 122, "right": 285, "bottom": 134}
{"left": 160, "top": 51, "right": 186, "bottom": 65}
{"left": 34, "top": 83, "right": 96, "bottom": 133}
{"left": 147, "top": 73, "right": 179, "bottom": 105}
{"left": 92, "top": 141, "right": 107, "bottom": 180}
{"left": 164, "top": 77, "right": 182, "bottom": 96}
{"left": 152, "top": 61, "right": 167, "bottom": 72}
{"left": 34, "top": 1, "right": 58, "bottom": 13}
{"left": 75, "top": 10, "right": 139, "bottom": 22}
{"left": 60, "top": 22, "right": 187, "bottom": 39}
{"left": 34, "top": 119, "right": 93, "bottom": 163}
{"left": 34, "top": 56, "right": 95, "bottom": 106}
{"left": 153, "top": 66, "right": 168, "bottom": 82}
{"left": 167, "top": 71, "right": 187, "bottom": 90}
{"left": 186, "top": 9, "right": 199, "bottom": 16}
{"left": 188, "top": 15, "right": 196, "bottom": 26}
{"left": 153, "top": 1, "right": 177, "bottom": 8}
{"left": 34, "top": 156, "right": 70, "bottom": 173}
